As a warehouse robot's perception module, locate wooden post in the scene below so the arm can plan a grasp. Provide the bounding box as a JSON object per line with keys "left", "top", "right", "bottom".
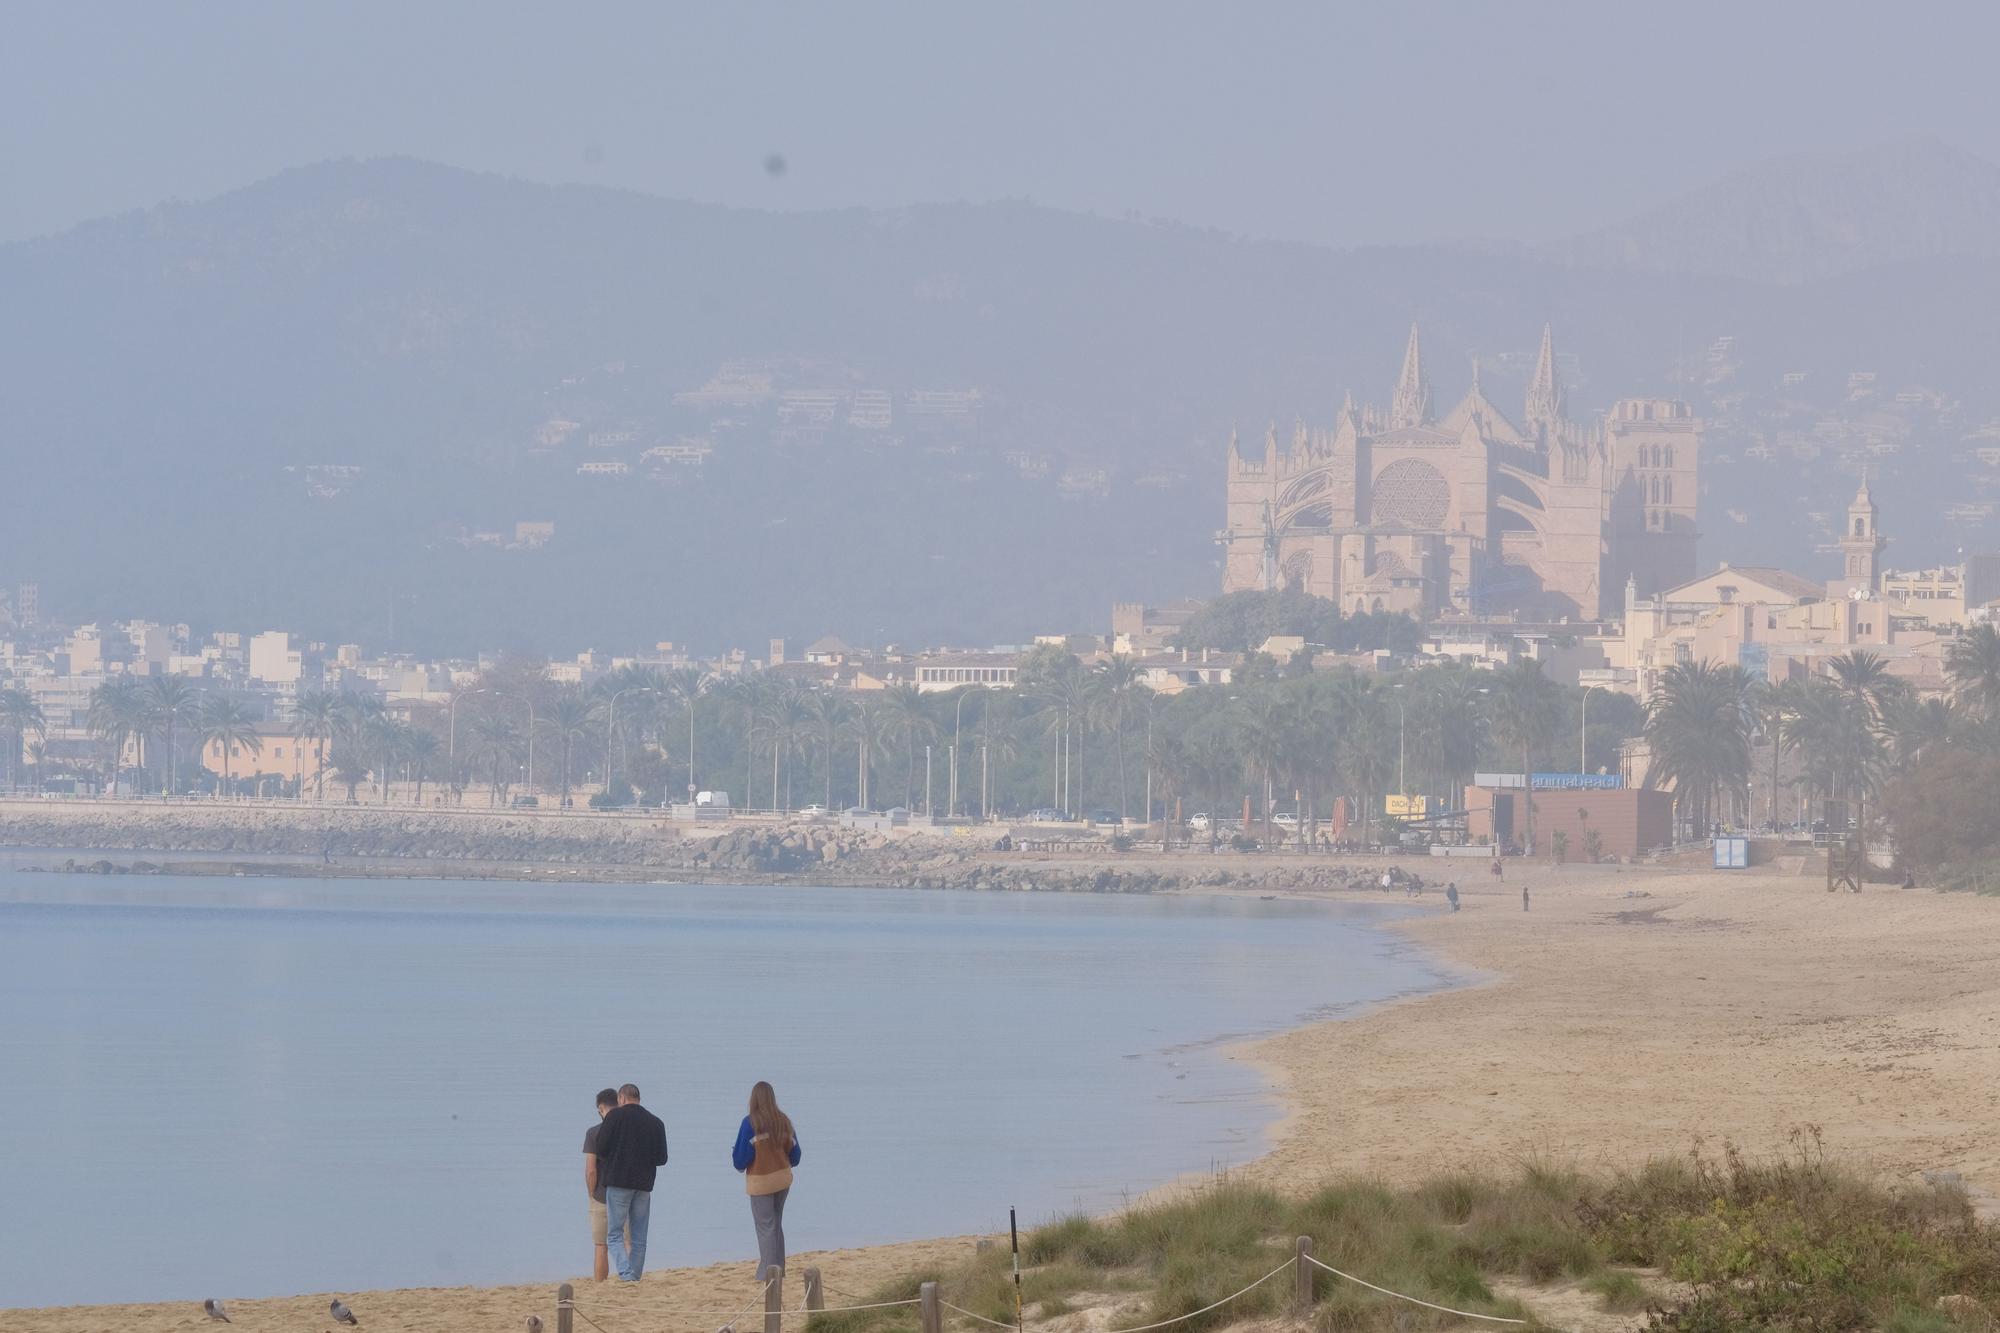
{"left": 920, "top": 1281, "right": 942, "bottom": 1333}
{"left": 766, "top": 1271, "right": 785, "bottom": 1333}
{"left": 1294, "top": 1236, "right": 1314, "bottom": 1307}
{"left": 557, "top": 1282, "right": 574, "bottom": 1333}
{"left": 803, "top": 1268, "right": 824, "bottom": 1312}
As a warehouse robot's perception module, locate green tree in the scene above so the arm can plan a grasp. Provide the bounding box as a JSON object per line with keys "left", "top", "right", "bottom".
{"left": 882, "top": 683, "right": 936, "bottom": 811}
{"left": 1945, "top": 623, "right": 2000, "bottom": 716}
{"left": 846, "top": 699, "right": 888, "bottom": 810}
{"left": 470, "top": 713, "right": 521, "bottom": 806}
{"left": 0, "top": 687, "right": 48, "bottom": 792}
{"left": 404, "top": 728, "right": 441, "bottom": 805}
{"left": 87, "top": 678, "right": 148, "bottom": 796}
{"left": 197, "top": 693, "right": 263, "bottom": 797}
{"left": 663, "top": 666, "right": 708, "bottom": 799}
{"left": 760, "top": 686, "right": 813, "bottom": 810}
{"left": 1642, "top": 661, "right": 1754, "bottom": 838}
{"left": 144, "top": 675, "right": 197, "bottom": 794}
{"left": 545, "top": 685, "right": 602, "bottom": 808}
{"left": 291, "top": 689, "right": 345, "bottom": 802}
{"left": 1096, "top": 655, "right": 1148, "bottom": 820}
{"left": 805, "top": 689, "right": 851, "bottom": 810}
{"left": 1487, "top": 661, "right": 1563, "bottom": 849}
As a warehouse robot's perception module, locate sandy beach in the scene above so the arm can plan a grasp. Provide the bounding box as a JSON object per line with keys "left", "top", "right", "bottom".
{"left": 14, "top": 857, "right": 2000, "bottom": 1331}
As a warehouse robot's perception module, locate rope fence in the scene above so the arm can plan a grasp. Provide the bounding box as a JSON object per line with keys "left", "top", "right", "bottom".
{"left": 1303, "top": 1252, "right": 1529, "bottom": 1325}
{"left": 548, "top": 1239, "right": 1541, "bottom": 1333}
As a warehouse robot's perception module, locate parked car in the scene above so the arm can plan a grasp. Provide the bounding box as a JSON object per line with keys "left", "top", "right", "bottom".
{"left": 1187, "top": 812, "right": 1212, "bottom": 831}
{"left": 1272, "top": 812, "right": 1299, "bottom": 828}
{"left": 511, "top": 795, "right": 539, "bottom": 808}
{"left": 799, "top": 803, "right": 829, "bottom": 819}
{"left": 1086, "top": 809, "right": 1123, "bottom": 825}
{"left": 1025, "top": 807, "right": 1063, "bottom": 822}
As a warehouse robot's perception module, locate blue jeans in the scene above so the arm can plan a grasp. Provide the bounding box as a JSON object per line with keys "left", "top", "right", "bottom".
{"left": 604, "top": 1187, "right": 653, "bottom": 1280}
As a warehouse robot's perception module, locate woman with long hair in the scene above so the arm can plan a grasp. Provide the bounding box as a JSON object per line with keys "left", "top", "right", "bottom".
{"left": 731, "top": 1081, "right": 802, "bottom": 1281}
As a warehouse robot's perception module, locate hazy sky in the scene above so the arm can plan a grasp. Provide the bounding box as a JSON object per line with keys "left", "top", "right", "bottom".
{"left": 6, "top": 1, "right": 2000, "bottom": 247}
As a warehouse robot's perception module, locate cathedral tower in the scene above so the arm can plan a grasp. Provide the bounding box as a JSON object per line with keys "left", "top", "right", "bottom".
{"left": 1389, "top": 322, "right": 1431, "bottom": 429}
{"left": 1523, "top": 323, "right": 1565, "bottom": 436}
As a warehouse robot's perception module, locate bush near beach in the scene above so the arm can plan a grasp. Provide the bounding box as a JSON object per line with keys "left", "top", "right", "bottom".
{"left": 815, "top": 1131, "right": 2000, "bottom": 1333}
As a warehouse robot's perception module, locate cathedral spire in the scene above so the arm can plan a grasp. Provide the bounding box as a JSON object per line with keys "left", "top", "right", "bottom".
{"left": 1524, "top": 322, "right": 1565, "bottom": 431}
{"left": 1390, "top": 321, "right": 1431, "bottom": 428}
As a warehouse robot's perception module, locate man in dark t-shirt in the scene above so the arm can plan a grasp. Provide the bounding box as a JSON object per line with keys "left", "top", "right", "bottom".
{"left": 592, "top": 1083, "right": 669, "bottom": 1281}
{"left": 582, "top": 1088, "right": 617, "bottom": 1281}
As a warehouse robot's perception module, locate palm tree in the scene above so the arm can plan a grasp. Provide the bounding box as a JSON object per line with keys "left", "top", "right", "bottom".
{"left": 197, "top": 694, "right": 263, "bottom": 798}
{"left": 404, "top": 729, "right": 442, "bottom": 805}
{"left": 760, "top": 686, "right": 813, "bottom": 810}
{"left": 87, "top": 679, "right": 147, "bottom": 796}
{"left": 882, "top": 684, "right": 936, "bottom": 811}
{"left": 804, "top": 690, "right": 851, "bottom": 810}
{"left": 846, "top": 700, "right": 888, "bottom": 810}
{"left": 1183, "top": 716, "right": 1242, "bottom": 849}
{"left": 1886, "top": 695, "right": 1955, "bottom": 772}
{"left": 1095, "top": 655, "right": 1146, "bottom": 820}
{"left": 291, "top": 689, "right": 345, "bottom": 802}
{"left": 1945, "top": 623, "right": 2000, "bottom": 717}
{"left": 145, "top": 675, "right": 197, "bottom": 794}
{"left": 470, "top": 714, "right": 521, "bottom": 806}
{"left": 1487, "top": 660, "right": 1562, "bottom": 851}
{"left": 1642, "top": 661, "right": 1754, "bottom": 838}
{"left": 1035, "top": 669, "right": 1092, "bottom": 818}
{"left": 1408, "top": 665, "right": 1486, "bottom": 799}
{"left": 1335, "top": 675, "right": 1397, "bottom": 846}
{"left": 545, "top": 685, "right": 602, "bottom": 808}
{"left": 1825, "top": 649, "right": 1904, "bottom": 725}
{"left": 0, "top": 687, "right": 47, "bottom": 792}
{"left": 663, "top": 667, "right": 707, "bottom": 800}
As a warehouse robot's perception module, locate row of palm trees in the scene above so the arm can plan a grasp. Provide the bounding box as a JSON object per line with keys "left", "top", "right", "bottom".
{"left": 1641, "top": 625, "right": 2000, "bottom": 838}
{"left": 20, "top": 623, "right": 1998, "bottom": 839}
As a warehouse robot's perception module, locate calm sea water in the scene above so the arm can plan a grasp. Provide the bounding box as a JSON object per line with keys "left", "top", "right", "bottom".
{"left": 0, "top": 868, "right": 1453, "bottom": 1308}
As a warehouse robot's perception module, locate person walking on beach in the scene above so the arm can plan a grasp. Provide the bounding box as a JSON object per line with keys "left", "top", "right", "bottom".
{"left": 582, "top": 1088, "right": 617, "bottom": 1281}
{"left": 732, "top": 1081, "right": 802, "bottom": 1282}
{"left": 593, "top": 1084, "right": 669, "bottom": 1281}
{"left": 1446, "top": 882, "right": 1459, "bottom": 913}
{"left": 1522, "top": 883, "right": 1530, "bottom": 912}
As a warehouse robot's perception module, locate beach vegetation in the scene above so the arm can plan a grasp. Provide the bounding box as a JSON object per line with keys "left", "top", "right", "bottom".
{"left": 812, "top": 1134, "right": 2000, "bottom": 1333}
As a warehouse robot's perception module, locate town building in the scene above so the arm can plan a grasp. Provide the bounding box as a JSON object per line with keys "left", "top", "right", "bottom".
{"left": 199, "top": 723, "right": 329, "bottom": 787}
{"left": 1220, "top": 325, "right": 1701, "bottom": 621}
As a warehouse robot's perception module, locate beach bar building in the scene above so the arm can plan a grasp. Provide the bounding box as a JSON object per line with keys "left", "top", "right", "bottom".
{"left": 1463, "top": 776, "right": 1675, "bottom": 859}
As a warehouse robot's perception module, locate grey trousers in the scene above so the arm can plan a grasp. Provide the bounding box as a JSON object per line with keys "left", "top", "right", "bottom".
{"left": 751, "top": 1187, "right": 790, "bottom": 1280}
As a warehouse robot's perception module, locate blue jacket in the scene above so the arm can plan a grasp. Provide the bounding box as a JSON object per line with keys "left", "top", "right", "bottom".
{"left": 732, "top": 1115, "right": 802, "bottom": 1171}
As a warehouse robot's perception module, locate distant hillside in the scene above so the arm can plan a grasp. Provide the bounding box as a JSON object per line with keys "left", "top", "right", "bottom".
{"left": 2, "top": 156, "right": 1996, "bottom": 651}
{"left": 1547, "top": 137, "right": 2000, "bottom": 284}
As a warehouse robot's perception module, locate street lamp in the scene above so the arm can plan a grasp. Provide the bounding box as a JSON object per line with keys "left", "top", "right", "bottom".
{"left": 1579, "top": 684, "right": 1598, "bottom": 775}
{"left": 447, "top": 687, "right": 496, "bottom": 804}
{"left": 605, "top": 686, "right": 658, "bottom": 797}
{"left": 950, "top": 686, "right": 981, "bottom": 818}
{"left": 1393, "top": 680, "right": 1407, "bottom": 797}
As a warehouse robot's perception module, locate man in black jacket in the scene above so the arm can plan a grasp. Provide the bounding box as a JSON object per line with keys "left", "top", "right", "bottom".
{"left": 593, "top": 1083, "right": 669, "bottom": 1280}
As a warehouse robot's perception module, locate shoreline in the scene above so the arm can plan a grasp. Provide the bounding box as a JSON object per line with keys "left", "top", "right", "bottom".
{"left": 11, "top": 856, "right": 2000, "bottom": 1328}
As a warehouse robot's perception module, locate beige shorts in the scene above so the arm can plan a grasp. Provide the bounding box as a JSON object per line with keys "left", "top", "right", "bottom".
{"left": 590, "top": 1197, "right": 608, "bottom": 1245}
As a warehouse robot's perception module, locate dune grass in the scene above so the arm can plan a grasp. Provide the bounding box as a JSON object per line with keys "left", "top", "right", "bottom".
{"left": 807, "top": 1130, "right": 2000, "bottom": 1333}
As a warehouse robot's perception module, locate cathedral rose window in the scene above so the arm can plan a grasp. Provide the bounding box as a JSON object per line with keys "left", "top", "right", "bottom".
{"left": 1370, "top": 458, "right": 1451, "bottom": 529}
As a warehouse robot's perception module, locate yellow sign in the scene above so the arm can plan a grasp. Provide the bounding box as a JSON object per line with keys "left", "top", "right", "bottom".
{"left": 1385, "top": 795, "right": 1429, "bottom": 816}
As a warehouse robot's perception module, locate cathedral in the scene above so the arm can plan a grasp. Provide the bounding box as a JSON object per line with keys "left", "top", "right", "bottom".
{"left": 1220, "top": 325, "right": 1701, "bottom": 621}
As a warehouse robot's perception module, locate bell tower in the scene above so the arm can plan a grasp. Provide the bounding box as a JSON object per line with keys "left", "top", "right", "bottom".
{"left": 1839, "top": 478, "right": 1885, "bottom": 593}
